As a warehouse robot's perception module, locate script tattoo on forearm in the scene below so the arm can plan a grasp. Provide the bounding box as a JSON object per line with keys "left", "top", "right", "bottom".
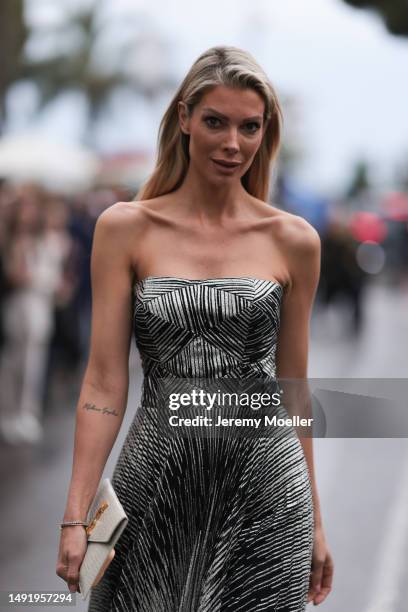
{"left": 82, "top": 402, "right": 119, "bottom": 417}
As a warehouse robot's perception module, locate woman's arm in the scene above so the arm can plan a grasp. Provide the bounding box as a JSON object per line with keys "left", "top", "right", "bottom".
{"left": 62, "top": 202, "right": 135, "bottom": 522}
{"left": 275, "top": 215, "right": 333, "bottom": 605}
{"left": 275, "top": 216, "right": 322, "bottom": 526}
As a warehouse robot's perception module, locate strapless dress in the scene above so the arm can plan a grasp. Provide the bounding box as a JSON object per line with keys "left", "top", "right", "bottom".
{"left": 87, "top": 276, "right": 314, "bottom": 612}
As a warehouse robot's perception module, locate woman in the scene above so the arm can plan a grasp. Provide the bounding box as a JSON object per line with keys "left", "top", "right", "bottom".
{"left": 0, "top": 186, "right": 70, "bottom": 444}
{"left": 56, "top": 45, "right": 333, "bottom": 610}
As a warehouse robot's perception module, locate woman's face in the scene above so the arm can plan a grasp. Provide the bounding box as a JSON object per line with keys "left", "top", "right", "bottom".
{"left": 16, "top": 199, "right": 41, "bottom": 233}
{"left": 178, "top": 85, "right": 266, "bottom": 186}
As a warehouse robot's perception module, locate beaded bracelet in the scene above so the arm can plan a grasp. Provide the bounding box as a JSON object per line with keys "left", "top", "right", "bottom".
{"left": 59, "top": 520, "right": 88, "bottom": 530}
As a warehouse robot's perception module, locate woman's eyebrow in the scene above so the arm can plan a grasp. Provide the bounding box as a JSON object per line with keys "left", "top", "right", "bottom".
{"left": 201, "top": 107, "right": 263, "bottom": 121}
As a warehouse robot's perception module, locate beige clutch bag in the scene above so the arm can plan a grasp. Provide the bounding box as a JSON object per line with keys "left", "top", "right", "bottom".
{"left": 79, "top": 478, "right": 128, "bottom": 600}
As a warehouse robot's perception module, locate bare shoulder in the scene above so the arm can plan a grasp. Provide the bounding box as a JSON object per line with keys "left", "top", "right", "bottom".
{"left": 249, "top": 196, "right": 319, "bottom": 250}
{"left": 272, "top": 209, "right": 320, "bottom": 255}
{"left": 96, "top": 200, "right": 149, "bottom": 234}
{"left": 91, "top": 202, "right": 150, "bottom": 279}
{"left": 269, "top": 208, "right": 321, "bottom": 293}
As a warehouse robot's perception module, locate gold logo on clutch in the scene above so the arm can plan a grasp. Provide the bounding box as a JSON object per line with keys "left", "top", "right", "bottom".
{"left": 86, "top": 501, "right": 109, "bottom": 536}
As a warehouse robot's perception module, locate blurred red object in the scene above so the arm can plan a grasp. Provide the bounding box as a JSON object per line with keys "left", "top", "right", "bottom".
{"left": 381, "top": 192, "right": 408, "bottom": 221}
{"left": 349, "top": 211, "right": 387, "bottom": 243}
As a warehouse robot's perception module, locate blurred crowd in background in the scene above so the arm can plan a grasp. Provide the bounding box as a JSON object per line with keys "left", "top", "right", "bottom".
{"left": 0, "top": 173, "right": 407, "bottom": 447}
{"left": 0, "top": 0, "right": 408, "bottom": 449}
{"left": 0, "top": 180, "right": 130, "bottom": 444}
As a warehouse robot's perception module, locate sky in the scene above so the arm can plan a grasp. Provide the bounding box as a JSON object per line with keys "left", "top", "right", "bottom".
{"left": 9, "top": 0, "right": 408, "bottom": 196}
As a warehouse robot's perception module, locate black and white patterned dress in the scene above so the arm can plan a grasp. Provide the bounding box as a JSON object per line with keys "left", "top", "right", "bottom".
{"left": 87, "top": 276, "right": 314, "bottom": 612}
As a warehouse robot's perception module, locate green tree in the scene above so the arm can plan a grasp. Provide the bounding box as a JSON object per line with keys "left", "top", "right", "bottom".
{"left": 20, "top": 2, "right": 123, "bottom": 145}
{"left": 345, "top": 160, "right": 371, "bottom": 199}
{"left": 1, "top": 0, "right": 177, "bottom": 143}
{"left": 0, "top": 0, "right": 28, "bottom": 133}
{"left": 343, "top": 0, "right": 408, "bottom": 36}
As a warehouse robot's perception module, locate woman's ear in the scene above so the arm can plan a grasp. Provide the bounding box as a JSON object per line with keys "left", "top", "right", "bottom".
{"left": 178, "top": 101, "right": 190, "bottom": 135}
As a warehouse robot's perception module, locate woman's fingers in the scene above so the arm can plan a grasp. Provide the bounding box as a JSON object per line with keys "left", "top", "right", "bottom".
{"left": 313, "top": 553, "right": 334, "bottom": 604}
{"left": 56, "top": 551, "right": 80, "bottom": 592}
{"left": 92, "top": 549, "right": 116, "bottom": 587}
{"left": 56, "top": 529, "right": 88, "bottom": 593}
{"left": 66, "top": 557, "right": 82, "bottom": 592}
{"left": 55, "top": 563, "right": 68, "bottom": 582}
{"left": 55, "top": 551, "right": 69, "bottom": 583}
{"left": 307, "top": 551, "right": 334, "bottom": 604}
{"left": 308, "top": 555, "right": 324, "bottom": 601}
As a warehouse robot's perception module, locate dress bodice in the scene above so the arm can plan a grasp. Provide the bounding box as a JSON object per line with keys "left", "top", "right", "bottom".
{"left": 133, "top": 276, "right": 283, "bottom": 381}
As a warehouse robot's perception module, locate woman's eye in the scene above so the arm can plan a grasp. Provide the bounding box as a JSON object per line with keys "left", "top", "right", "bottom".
{"left": 245, "top": 122, "right": 261, "bottom": 133}
{"left": 204, "top": 116, "right": 222, "bottom": 128}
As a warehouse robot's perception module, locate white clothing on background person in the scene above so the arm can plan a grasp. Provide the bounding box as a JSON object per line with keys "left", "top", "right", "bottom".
{"left": 0, "top": 231, "right": 69, "bottom": 444}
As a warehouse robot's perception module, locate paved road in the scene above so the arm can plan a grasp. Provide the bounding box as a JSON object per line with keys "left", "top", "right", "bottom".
{"left": 309, "top": 281, "right": 408, "bottom": 611}
{"left": 1, "top": 281, "right": 407, "bottom": 611}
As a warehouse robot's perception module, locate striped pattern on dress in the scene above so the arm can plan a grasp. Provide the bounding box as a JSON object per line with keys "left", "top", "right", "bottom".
{"left": 87, "top": 276, "right": 314, "bottom": 612}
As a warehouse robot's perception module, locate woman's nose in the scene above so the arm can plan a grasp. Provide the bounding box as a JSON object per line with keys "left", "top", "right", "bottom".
{"left": 222, "top": 127, "right": 239, "bottom": 153}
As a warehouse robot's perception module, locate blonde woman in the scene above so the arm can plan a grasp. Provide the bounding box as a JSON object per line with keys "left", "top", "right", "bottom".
{"left": 57, "top": 46, "right": 333, "bottom": 610}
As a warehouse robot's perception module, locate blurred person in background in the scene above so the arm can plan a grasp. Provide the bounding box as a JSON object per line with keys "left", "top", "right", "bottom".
{"left": 0, "top": 180, "right": 20, "bottom": 352}
{"left": 0, "top": 184, "right": 71, "bottom": 444}
{"left": 42, "top": 193, "right": 81, "bottom": 409}
{"left": 319, "top": 218, "right": 368, "bottom": 333}
{"left": 61, "top": 189, "right": 123, "bottom": 373}
{"left": 67, "top": 193, "right": 97, "bottom": 364}
{"left": 0, "top": 180, "right": 10, "bottom": 352}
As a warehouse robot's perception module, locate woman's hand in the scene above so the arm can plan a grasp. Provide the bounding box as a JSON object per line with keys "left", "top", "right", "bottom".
{"left": 307, "top": 524, "right": 334, "bottom": 605}
{"left": 56, "top": 526, "right": 88, "bottom": 593}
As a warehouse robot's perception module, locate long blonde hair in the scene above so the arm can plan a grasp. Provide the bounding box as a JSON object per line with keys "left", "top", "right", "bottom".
{"left": 135, "top": 45, "right": 283, "bottom": 202}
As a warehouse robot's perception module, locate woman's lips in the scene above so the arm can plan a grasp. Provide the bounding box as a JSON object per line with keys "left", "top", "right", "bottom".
{"left": 211, "top": 159, "right": 241, "bottom": 171}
